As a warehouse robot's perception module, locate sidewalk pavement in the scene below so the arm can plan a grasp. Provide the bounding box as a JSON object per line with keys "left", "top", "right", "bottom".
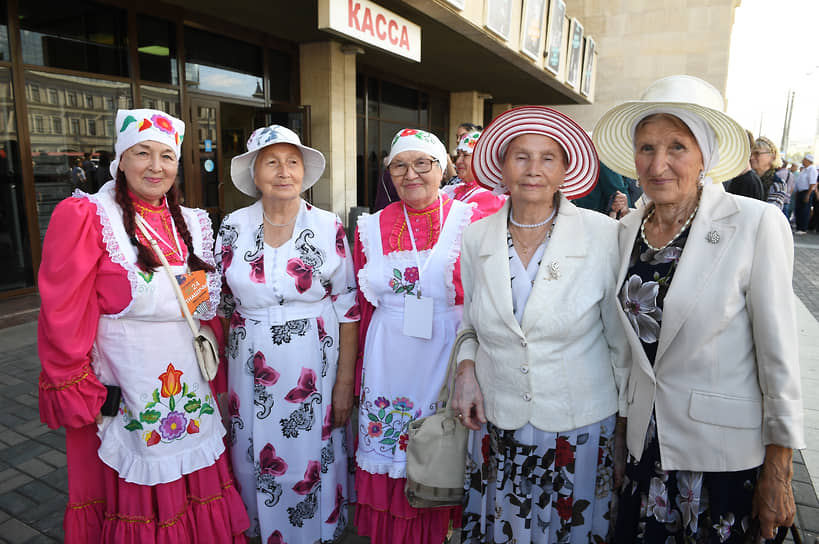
{"left": 2, "top": 242, "right": 819, "bottom": 543}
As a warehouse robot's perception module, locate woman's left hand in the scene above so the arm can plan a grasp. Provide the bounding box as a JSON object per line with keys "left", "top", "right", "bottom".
{"left": 613, "top": 416, "right": 627, "bottom": 490}
{"left": 331, "top": 380, "right": 354, "bottom": 428}
{"left": 752, "top": 445, "right": 796, "bottom": 540}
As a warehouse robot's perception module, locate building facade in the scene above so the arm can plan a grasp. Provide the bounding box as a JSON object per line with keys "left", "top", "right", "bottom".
{"left": 1, "top": 0, "right": 600, "bottom": 296}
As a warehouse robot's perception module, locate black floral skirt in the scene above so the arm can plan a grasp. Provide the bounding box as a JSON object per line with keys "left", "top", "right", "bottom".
{"left": 615, "top": 415, "right": 760, "bottom": 543}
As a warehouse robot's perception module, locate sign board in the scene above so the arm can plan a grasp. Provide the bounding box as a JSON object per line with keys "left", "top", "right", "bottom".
{"left": 318, "top": 0, "right": 422, "bottom": 62}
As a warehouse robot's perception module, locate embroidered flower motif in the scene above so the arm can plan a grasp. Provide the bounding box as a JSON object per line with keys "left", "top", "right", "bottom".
{"left": 367, "top": 421, "right": 383, "bottom": 438}
{"left": 292, "top": 460, "right": 321, "bottom": 495}
{"left": 151, "top": 114, "right": 175, "bottom": 135}
{"left": 284, "top": 367, "right": 317, "bottom": 403}
{"left": 159, "top": 363, "right": 183, "bottom": 398}
{"left": 392, "top": 397, "right": 413, "bottom": 411}
{"left": 400, "top": 129, "right": 418, "bottom": 137}
{"left": 398, "top": 433, "right": 409, "bottom": 451}
{"left": 286, "top": 257, "right": 313, "bottom": 293}
{"left": 120, "top": 115, "right": 137, "bottom": 132}
{"left": 404, "top": 266, "right": 419, "bottom": 283}
{"left": 159, "top": 410, "right": 187, "bottom": 440}
{"left": 138, "top": 118, "right": 152, "bottom": 132}
{"left": 145, "top": 430, "right": 161, "bottom": 447}
{"left": 621, "top": 274, "right": 663, "bottom": 343}
{"left": 374, "top": 397, "right": 390, "bottom": 409}
{"left": 555, "top": 436, "right": 573, "bottom": 468}
{"left": 647, "top": 476, "right": 670, "bottom": 522}
{"left": 186, "top": 419, "right": 200, "bottom": 434}
{"left": 259, "top": 443, "right": 288, "bottom": 476}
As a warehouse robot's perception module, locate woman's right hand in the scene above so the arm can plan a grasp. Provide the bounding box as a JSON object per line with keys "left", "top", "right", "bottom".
{"left": 452, "top": 359, "right": 486, "bottom": 431}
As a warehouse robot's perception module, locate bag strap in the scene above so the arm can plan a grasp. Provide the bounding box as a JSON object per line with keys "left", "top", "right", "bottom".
{"left": 134, "top": 215, "right": 199, "bottom": 337}
{"left": 435, "top": 328, "right": 477, "bottom": 412}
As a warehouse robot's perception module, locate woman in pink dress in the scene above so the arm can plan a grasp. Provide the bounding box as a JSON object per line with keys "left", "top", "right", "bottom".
{"left": 352, "top": 128, "right": 485, "bottom": 543}
{"left": 442, "top": 131, "right": 506, "bottom": 215}
{"left": 37, "top": 108, "right": 249, "bottom": 543}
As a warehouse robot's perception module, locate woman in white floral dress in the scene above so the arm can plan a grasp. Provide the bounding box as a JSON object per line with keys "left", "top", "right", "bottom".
{"left": 216, "top": 125, "right": 359, "bottom": 544}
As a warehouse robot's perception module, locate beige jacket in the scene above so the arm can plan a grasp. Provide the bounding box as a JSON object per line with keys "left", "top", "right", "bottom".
{"left": 457, "top": 196, "right": 630, "bottom": 432}
{"left": 617, "top": 183, "right": 805, "bottom": 471}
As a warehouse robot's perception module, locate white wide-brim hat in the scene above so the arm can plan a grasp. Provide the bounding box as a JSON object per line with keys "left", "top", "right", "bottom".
{"left": 230, "top": 125, "right": 325, "bottom": 197}
{"left": 472, "top": 106, "right": 599, "bottom": 199}
{"left": 592, "top": 75, "right": 749, "bottom": 183}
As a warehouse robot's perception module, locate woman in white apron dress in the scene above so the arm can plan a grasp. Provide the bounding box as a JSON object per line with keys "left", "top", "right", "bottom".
{"left": 37, "top": 108, "right": 249, "bottom": 542}
{"left": 352, "top": 128, "right": 479, "bottom": 544}
{"left": 216, "top": 125, "right": 360, "bottom": 544}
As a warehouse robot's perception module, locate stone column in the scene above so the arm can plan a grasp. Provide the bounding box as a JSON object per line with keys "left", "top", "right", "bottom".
{"left": 299, "top": 41, "right": 358, "bottom": 223}
{"left": 449, "top": 91, "right": 485, "bottom": 151}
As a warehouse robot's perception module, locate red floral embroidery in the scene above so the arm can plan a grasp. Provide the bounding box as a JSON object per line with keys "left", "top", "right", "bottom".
{"left": 399, "top": 129, "right": 418, "bottom": 137}
{"left": 186, "top": 419, "right": 200, "bottom": 434}
{"left": 286, "top": 258, "right": 313, "bottom": 293}
{"left": 146, "top": 430, "right": 161, "bottom": 447}
{"left": 158, "top": 363, "right": 183, "bottom": 398}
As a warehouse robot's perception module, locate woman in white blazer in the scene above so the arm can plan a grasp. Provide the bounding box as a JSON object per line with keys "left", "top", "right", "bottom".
{"left": 452, "top": 107, "right": 630, "bottom": 544}
{"left": 593, "top": 75, "right": 805, "bottom": 543}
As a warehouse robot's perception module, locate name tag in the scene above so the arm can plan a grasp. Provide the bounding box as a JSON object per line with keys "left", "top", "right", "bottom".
{"left": 175, "top": 270, "right": 210, "bottom": 318}
{"left": 403, "top": 294, "right": 433, "bottom": 339}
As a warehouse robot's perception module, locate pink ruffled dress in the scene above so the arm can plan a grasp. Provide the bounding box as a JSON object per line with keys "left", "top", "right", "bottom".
{"left": 37, "top": 181, "right": 249, "bottom": 543}
{"left": 441, "top": 179, "right": 506, "bottom": 216}
{"left": 351, "top": 195, "right": 482, "bottom": 544}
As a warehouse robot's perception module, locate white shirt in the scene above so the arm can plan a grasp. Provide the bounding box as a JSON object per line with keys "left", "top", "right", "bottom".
{"left": 794, "top": 164, "right": 817, "bottom": 192}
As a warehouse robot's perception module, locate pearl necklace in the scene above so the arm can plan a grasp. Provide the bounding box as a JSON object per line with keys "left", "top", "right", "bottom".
{"left": 640, "top": 201, "right": 699, "bottom": 252}
{"left": 263, "top": 209, "right": 298, "bottom": 228}
{"left": 509, "top": 204, "right": 557, "bottom": 228}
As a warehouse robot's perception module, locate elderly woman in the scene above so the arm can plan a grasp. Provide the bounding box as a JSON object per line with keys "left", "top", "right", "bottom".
{"left": 452, "top": 106, "right": 630, "bottom": 543}
{"left": 353, "top": 128, "right": 482, "bottom": 543}
{"left": 37, "top": 109, "right": 249, "bottom": 542}
{"left": 443, "top": 130, "right": 506, "bottom": 215}
{"left": 216, "top": 125, "right": 359, "bottom": 543}
{"left": 751, "top": 136, "right": 788, "bottom": 209}
{"left": 593, "top": 75, "right": 804, "bottom": 542}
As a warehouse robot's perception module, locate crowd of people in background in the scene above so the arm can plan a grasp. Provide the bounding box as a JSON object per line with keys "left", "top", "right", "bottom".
{"left": 36, "top": 74, "right": 804, "bottom": 544}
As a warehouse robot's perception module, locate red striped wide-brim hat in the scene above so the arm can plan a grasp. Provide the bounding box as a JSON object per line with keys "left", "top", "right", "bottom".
{"left": 472, "top": 106, "right": 599, "bottom": 199}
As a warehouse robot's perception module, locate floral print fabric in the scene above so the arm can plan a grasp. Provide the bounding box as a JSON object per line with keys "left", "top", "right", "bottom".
{"left": 616, "top": 224, "right": 759, "bottom": 543}
{"left": 216, "top": 200, "right": 358, "bottom": 544}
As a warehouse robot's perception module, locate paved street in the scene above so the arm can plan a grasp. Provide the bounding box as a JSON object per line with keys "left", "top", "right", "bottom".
{"left": 2, "top": 238, "right": 819, "bottom": 543}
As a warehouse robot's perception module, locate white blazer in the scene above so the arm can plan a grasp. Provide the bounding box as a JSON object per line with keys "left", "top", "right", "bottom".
{"left": 616, "top": 183, "right": 805, "bottom": 472}
{"left": 457, "top": 196, "right": 630, "bottom": 432}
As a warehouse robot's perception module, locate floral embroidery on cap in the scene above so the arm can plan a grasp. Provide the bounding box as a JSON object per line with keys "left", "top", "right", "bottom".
{"left": 151, "top": 114, "right": 175, "bottom": 135}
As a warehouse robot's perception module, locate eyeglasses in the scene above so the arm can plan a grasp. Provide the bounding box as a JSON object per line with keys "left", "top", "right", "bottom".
{"left": 388, "top": 158, "right": 439, "bottom": 177}
{"left": 751, "top": 150, "right": 772, "bottom": 157}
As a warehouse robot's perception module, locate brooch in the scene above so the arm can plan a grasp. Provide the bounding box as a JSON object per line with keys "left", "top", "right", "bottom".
{"left": 706, "top": 230, "right": 720, "bottom": 244}
{"left": 548, "top": 261, "right": 561, "bottom": 280}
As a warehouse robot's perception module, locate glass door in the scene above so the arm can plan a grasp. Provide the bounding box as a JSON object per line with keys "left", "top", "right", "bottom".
{"left": 189, "top": 98, "right": 221, "bottom": 223}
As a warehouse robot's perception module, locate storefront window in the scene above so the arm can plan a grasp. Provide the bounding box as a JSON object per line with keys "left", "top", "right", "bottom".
{"left": 27, "top": 70, "right": 131, "bottom": 241}
{"left": 184, "top": 27, "right": 263, "bottom": 100}
{"left": 0, "top": 68, "right": 34, "bottom": 291}
{"left": 19, "top": 1, "right": 128, "bottom": 78}
{"left": 138, "top": 15, "right": 178, "bottom": 85}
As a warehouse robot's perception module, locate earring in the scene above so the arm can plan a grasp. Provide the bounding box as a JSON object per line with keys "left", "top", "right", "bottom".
{"left": 697, "top": 170, "right": 705, "bottom": 182}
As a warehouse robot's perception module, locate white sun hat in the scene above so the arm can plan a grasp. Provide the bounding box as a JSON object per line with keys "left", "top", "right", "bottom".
{"left": 230, "top": 125, "right": 325, "bottom": 197}
{"left": 592, "top": 75, "right": 749, "bottom": 183}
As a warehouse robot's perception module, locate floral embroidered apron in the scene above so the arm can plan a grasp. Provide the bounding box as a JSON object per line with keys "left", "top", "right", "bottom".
{"left": 89, "top": 185, "right": 224, "bottom": 486}
{"left": 356, "top": 200, "right": 470, "bottom": 478}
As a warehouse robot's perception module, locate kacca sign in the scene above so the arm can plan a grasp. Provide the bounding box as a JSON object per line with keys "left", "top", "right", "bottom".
{"left": 319, "top": 0, "right": 421, "bottom": 62}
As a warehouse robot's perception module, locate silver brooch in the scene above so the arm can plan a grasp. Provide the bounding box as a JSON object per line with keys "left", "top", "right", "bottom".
{"left": 706, "top": 230, "right": 720, "bottom": 244}
{"left": 548, "top": 261, "right": 561, "bottom": 280}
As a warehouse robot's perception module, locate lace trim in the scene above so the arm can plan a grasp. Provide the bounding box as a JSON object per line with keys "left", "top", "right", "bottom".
{"left": 443, "top": 204, "right": 471, "bottom": 307}
{"left": 356, "top": 212, "right": 378, "bottom": 307}
{"left": 194, "top": 208, "right": 219, "bottom": 321}
{"left": 74, "top": 187, "right": 137, "bottom": 319}
{"left": 39, "top": 365, "right": 93, "bottom": 391}
{"left": 356, "top": 456, "right": 407, "bottom": 479}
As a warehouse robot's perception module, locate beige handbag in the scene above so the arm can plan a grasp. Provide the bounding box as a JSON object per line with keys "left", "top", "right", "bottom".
{"left": 405, "top": 329, "right": 476, "bottom": 508}
{"left": 135, "top": 216, "right": 219, "bottom": 382}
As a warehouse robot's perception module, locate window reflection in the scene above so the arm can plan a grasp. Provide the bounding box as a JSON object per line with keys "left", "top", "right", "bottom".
{"left": 26, "top": 70, "right": 131, "bottom": 240}
{"left": 19, "top": 1, "right": 128, "bottom": 77}
{"left": 0, "top": 67, "right": 33, "bottom": 290}
{"left": 138, "top": 15, "right": 178, "bottom": 85}
{"left": 184, "top": 26, "right": 263, "bottom": 100}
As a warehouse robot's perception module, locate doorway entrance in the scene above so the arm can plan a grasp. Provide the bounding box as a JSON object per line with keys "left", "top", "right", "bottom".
{"left": 187, "top": 96, "right": 311, "bottom": 225}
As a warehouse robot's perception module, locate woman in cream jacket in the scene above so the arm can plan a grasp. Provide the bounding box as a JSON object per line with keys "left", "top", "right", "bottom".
{"left": 452, "top": 107, "right": 630, "bottom": 544}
